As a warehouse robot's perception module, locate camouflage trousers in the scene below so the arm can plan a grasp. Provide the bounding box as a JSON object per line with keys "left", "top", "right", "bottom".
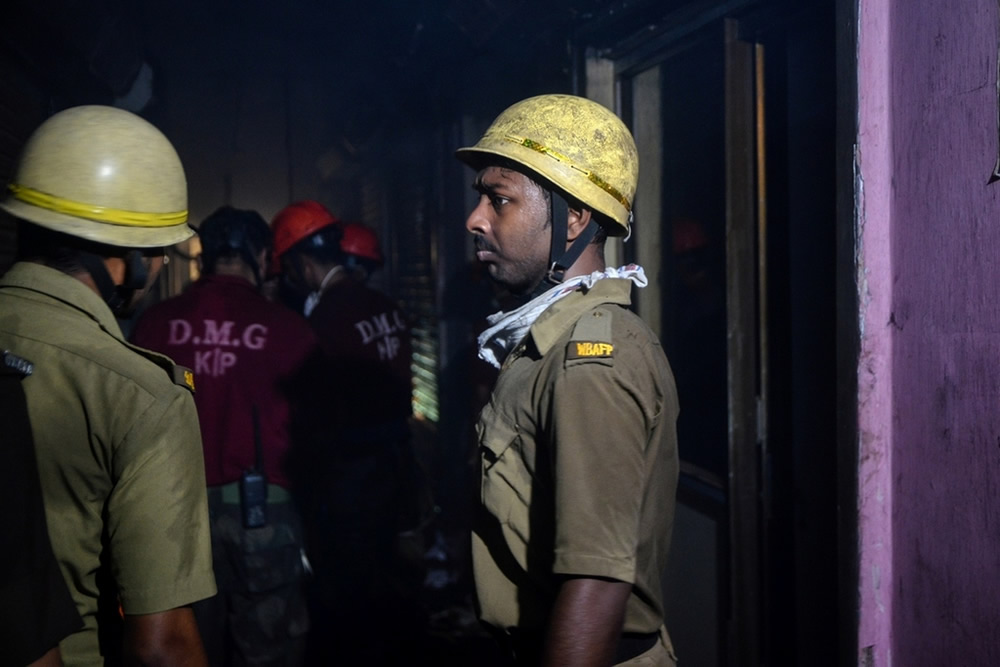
{"left": 194, "top": 486, "right": 309, "bottom": 667}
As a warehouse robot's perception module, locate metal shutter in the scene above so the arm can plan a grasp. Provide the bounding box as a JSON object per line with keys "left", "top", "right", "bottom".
{"left": 390, "top": 174, "right": 438, "bottom": 423}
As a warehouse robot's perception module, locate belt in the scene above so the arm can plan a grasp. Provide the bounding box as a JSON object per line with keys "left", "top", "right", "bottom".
{"left": 505, "top": 628, "right": 659, "bottom": 664}
{"left": 209, "top": 482, "right": 292, "bottom": 504}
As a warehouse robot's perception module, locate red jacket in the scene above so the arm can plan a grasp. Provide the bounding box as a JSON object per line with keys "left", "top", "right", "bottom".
{"left": 132, "top": 274, "right": 319, "bottom": 487}
{"left": 307, "top": 278, "right": 413, "bottom": 433}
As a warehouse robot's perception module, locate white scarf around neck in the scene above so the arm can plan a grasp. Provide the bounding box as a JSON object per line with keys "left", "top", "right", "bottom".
{"left": 477, "top": 264, "right": 647, "bottom": 369}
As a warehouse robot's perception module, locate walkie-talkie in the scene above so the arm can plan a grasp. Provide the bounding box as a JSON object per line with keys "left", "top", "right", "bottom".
{"left": 240, "top": 405, "right": 268, "bottom": 528}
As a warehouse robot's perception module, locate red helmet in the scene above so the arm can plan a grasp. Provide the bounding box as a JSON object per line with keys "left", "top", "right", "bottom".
{"left": 270, "top": 200, "right": 340, "bottom": 274}
{"left": 341, "top": 222, "right": 383, "bottom": 266}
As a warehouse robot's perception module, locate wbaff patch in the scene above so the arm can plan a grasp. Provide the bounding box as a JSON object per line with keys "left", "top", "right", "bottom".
{"left": 567, "top": 341, "right": 614, "bottom": 359}
{"left": 566, "top": 308, "right": 615, "bottom": 362}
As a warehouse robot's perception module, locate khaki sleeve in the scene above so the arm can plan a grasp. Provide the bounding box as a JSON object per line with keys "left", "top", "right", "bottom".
{"left": 547, "top": 341, "right": 660, "bottom": 584}
{"left": 107, "top": 388, "right": 217, "bottom": 614}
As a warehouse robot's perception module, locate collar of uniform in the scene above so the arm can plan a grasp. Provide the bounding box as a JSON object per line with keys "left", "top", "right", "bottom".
{"left": 529, "top": 278, "right": 633, "bottom": 357}
{"left": 0, "top": 261, "right": 126, "bottom": 340}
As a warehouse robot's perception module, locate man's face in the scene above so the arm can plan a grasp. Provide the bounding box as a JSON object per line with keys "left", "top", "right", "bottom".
{"left": 280, "top": 253, "right": 312, "bottom": 292}
{"left": 466, "top": 165, "right": 551, "bottom": 295}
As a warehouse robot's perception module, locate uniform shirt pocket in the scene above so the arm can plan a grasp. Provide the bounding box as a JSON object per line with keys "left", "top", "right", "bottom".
{"left": 478, "top": 403, "right": 533, "bottom": 548}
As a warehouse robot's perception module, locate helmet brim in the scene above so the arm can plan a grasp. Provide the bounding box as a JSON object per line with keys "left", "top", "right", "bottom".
{"left": 455, "top": 145, "right": 629, "bottom": 236}
{"left": 0, "top": 198, "right": 195, "bottom": 248}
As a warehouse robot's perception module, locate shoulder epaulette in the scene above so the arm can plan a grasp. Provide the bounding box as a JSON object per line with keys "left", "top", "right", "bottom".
{"left": 566, "top": 307, "right": 615, "bottom": 364}
{"left": 127, "top": 342, "right": 196, "bottom": 394}
{"left": 173, "top": 365, "right": 196, "bottom": 393}
{"left": 2, "top": 350, "right": 34, "bottom": 377}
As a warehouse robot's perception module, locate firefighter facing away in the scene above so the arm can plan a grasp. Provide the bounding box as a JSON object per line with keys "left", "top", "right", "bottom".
{"left": 270, "top": 200, "right": 424, "bottom": 663}
{"left": 131, "top": 206, "right": 319, "bottom": 666}
{"left": 456, "top": 94, "right": 681, "bottom": 666}
{"left": 0, "top": 105, "right": 216, "bottom": 665}
{"left": 340, "top": 221, "right": 385, "bottom": 284}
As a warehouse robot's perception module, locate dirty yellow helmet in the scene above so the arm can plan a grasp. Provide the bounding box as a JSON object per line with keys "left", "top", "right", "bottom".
{"left": 456, "top": 94, "right": 638, "bottom": 235}
{"left": 0, "top": 105, "right": 191, "bottom": 248}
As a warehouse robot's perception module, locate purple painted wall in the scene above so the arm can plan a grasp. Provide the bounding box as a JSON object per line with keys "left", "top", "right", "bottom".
{"left": 858, "top": 0, "right": 1000, "bottom": 664}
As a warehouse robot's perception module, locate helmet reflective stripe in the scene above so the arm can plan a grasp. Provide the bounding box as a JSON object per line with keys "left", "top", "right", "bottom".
{"left": 7, "top": 183, "right": 188, "bottom": 227}
{"left": 501, "top": 134, "right": 633, "bottom": 216}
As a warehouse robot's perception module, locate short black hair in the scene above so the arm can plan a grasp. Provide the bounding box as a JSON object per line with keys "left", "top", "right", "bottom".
{"left": 198, "top": 206, "right": 270, "bottom": 274}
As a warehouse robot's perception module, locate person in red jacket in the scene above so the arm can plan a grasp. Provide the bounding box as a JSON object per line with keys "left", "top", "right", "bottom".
{"left": 339, "top": 221, "right": 384, "bottom": 284}
{"left": 132, "top": 206, "right": 319, "bottom": 666}
{"left": 270, "top": 201, "right": 423, "bottom": 664}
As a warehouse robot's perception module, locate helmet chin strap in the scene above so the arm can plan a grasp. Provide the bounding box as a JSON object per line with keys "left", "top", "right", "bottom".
{"left": 78, "top": 250, "right": 148, "bottom": 316}
{"left": 526, "top": 192, "right": 599, "bottom": 301}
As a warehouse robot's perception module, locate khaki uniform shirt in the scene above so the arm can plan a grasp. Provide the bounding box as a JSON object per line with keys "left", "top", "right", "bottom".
{"left": 0, "top": 263, "right": 216, "bottom": 666}
{"left": 472, "top": 278, "right": 679, "bottom": 638}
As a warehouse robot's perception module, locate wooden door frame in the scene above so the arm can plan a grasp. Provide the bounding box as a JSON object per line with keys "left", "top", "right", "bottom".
{"left": 580, "top": 7, "right": 767, "bottom": 665}
{"left": 723, "top": 17, "right": 763, "bottom": 666}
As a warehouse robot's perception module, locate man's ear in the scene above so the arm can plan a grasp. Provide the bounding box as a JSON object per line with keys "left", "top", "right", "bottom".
{"left": 565, "top": 207, "right": 594, "bottom": 242}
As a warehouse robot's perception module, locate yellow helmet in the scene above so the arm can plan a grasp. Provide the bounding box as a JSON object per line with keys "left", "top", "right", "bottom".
{"left": 0, "top": 105, "right": 191, "bottom": 248}
{"left": 456, "top": 94, "right": 638, "bottom": 235}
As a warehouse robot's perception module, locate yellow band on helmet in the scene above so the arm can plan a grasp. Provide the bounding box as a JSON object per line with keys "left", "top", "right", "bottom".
{"left": 502, "top": 134, "right": 633, "bottom": 213}
{"left": 8, "top": 183, "right": 188, "bottom": 227}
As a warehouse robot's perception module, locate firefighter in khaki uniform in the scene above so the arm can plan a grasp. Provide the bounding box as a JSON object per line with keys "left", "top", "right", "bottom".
{"left": 457, "top": 94, "right": 680, "bottom": 666}
{"left": 0, "top": 105, "right": 216, "bottom": 665}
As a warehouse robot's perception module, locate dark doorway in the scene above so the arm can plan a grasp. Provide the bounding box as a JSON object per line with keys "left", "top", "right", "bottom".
{"left": 575, "top": 1, "right": 840, "bottom": 664}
